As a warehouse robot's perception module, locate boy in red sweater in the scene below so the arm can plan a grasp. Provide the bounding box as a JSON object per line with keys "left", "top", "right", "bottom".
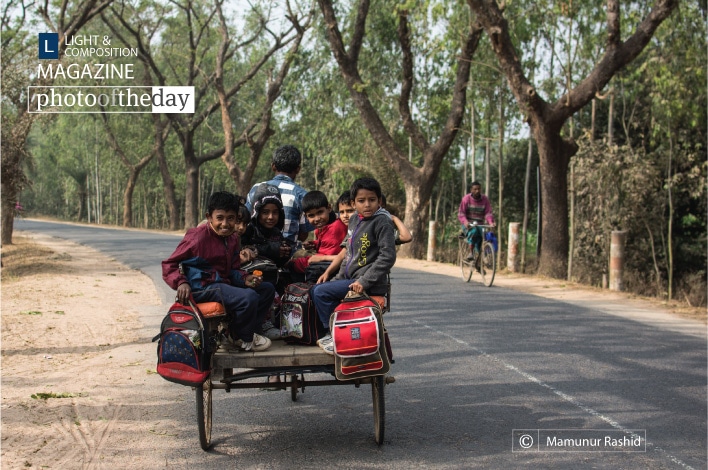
{"left": 289, "top": 191, "right": 347, "bottom": 278}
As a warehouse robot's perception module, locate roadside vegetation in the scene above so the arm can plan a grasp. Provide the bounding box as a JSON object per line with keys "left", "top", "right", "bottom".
{"left": 3, "top": 1, "right": 705, "bottom": 306}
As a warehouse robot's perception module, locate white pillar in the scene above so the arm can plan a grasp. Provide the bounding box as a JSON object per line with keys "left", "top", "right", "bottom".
{"left": 507, "top": 222, "right": 520, "bottom": 272}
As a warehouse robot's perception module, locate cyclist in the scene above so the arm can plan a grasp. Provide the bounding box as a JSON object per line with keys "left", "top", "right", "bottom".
{"left": 457, "top": 181, "right": 495, "bottom": 263}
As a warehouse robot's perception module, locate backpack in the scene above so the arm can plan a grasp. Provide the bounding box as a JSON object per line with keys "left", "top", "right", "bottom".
{"left": 304, "top": 261, "right": 331, "bottom": 283}
{"left": 330, "top": 291, "right": 391, "bottom": 381}
{"left": 241, "top": 257, "right": 279, "bottom": 286}
{"left": 153, "top": 301, "right": 215, "bottom": 386}
{"left": 280, "top": 282, "right": 326, "bottom": 345}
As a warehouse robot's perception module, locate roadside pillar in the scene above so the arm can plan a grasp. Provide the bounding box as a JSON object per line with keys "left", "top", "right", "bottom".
{"left": 507, "top": 222, "right": 520, "bottom": 273}
{"left": 427, "top": 220, "right": 437, "bottom": 262}
{"left": 609, "top": 230, "right": 627, "bottom": 291}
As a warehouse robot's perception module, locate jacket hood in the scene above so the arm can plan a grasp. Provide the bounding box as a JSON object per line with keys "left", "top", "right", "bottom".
{"left": 251, "top": 183, "right": 285, "bottom": 231}
{"left": 358, "top": 207, "right": 389, "bottom": 220}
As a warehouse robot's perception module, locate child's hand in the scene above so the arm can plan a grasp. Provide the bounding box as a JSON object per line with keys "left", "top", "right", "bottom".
{"left": 316, "top": 272, "right": 331, "bottom": 284}
{"left": 245, "top": 273, "right": 262, "bottom": 289}
{"left": 240, "top": 248, "right": 256, "bottom": 263}
{"left": 303, "top": 240, "right": 316, "bottom": 251}
{"left": 348, "top": 280, "right": 364, "bottom": 294}
{"left": 279, "top": 241, "right": 291, "bottom": 258}
{"left": 176, "top": 283, "right": 191, "bottom": 304}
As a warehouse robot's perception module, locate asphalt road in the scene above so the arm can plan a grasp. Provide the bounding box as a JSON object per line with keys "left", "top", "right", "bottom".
{"left": 15, "top": 219, "right": 707, "bottom": 469}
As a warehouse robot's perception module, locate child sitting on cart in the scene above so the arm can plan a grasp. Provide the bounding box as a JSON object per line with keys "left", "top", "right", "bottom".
{"left": 288, "top": 190, "right": 347, "bottom": 281}
{"left": 311, "top": 177, "right": 396, "bottom": 354}
{"left": 162, "top": 191, "right": 274, "bottom": 352}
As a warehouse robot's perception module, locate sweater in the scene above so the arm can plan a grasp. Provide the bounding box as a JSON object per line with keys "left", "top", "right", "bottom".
{"left": 162, "top": 224, "right": 246, "bottom": 293}
{"left": 334, "top": 208, "right": 396, "bottom": 295}
{"left": 458, "top": 193, "right": 495, "bottom": 226}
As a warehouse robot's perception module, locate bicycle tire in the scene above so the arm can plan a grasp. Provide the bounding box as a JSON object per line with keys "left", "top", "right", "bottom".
{"left": 480, "top": 242, "right": 496, "bottom": 287}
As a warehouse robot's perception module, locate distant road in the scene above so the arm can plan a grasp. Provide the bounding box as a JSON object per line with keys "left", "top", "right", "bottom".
{"left": 15, "top": 219, "right": 707, "bottom": 469}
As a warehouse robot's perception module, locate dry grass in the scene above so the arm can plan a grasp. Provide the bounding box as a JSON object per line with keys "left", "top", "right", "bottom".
{"left": 1, "top": 236, "right": 70, "bottom": 280}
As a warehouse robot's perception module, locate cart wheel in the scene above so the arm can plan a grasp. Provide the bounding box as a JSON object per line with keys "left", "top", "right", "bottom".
{"left": 480, "top": 242, "right": 496, "bottom": 287}
{"left": 290, "top": 374, "right": 298, "bottom": 402}
{"left": 196, "top": 375, "right": 213, "bottom": 451}
{"left": 372, "top": 375, "right": 385, "bottom": 445}
{"left": 458, "top": 238, "right": 473, "bottom": 283}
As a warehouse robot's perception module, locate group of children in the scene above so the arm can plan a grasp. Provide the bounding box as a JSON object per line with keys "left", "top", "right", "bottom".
{"left": 162, "top": 173, "right": 410, "bottom": 356}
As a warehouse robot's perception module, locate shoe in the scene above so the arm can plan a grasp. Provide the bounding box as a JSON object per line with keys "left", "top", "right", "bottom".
{"left": 317, "top": 333, "right": 333, "bottom": 348}
{"left": 466, "top": 253, "right": 475, "bottom": 261}
{"left": 321, "top": 341, "right": 334, "bottom": 356}
{"left": 241, "top": 333, "right": 272, "bottom": 352}
{"left": 261, "top": 321, "right": 282, "bottom": 340}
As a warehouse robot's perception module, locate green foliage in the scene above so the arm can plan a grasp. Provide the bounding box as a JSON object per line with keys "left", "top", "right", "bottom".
{"left": 570, "top": 136, "right": 706, "bottom": 304}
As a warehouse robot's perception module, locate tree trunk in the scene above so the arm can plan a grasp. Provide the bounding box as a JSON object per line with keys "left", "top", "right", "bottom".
{"left": 123, "top": 170, "right": 138, "bottom": 227}
{"left": 532, "top": 123, "right": 576, "bottom": 277}
{"left": 399, "top": 182, "right": 428, "bottom": 259}
{"left": 154, "top": 121, "right": 179, "bottom": 230}
{"left": 184, "top": 153, "right": 200, "bottom": 228}
{"left": 1, "top": 191, "right": 15, "bottom": 245}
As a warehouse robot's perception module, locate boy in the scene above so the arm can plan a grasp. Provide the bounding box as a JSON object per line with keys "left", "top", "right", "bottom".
{"left": 289, "top": 191, "right": 347, "bottom": 275}
{"left": 246, "top": 145, "right": 314, "bottom": 247}
{"left": 235, "top": 203, "right": 257, "bottom": 265}
{"left": 311, "top": 177, "right": 396, "bottom": 354}
{"left": 336, "top": 190, "right": 356, "bottom": 226}
{"left": 162, "top": 191, "right": 273, "bottom": 352}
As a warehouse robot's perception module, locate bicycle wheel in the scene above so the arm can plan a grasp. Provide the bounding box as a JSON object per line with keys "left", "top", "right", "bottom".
{"left": 458, "top": 237, "right": 473, "bottom": 282}
{"left": 479, "top": 242, "right": 496, "bottom": 287}
{"left": 372, "top": 375, "right": 385, "bottom": 445}
{"left": 196, "top": 374, "right": 213, "bottom": 450}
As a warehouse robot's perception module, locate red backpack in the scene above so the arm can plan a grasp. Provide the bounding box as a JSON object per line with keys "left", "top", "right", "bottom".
{"left": 330, "top": 291, "right": 391, "bottom": 380}
{"left": 153, "top": 301, "right": 215, "bottom": 386}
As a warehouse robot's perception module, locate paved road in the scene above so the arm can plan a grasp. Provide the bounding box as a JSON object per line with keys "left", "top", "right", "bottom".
{"left": 15, "top": 219, "right": 707, "bottom": 469}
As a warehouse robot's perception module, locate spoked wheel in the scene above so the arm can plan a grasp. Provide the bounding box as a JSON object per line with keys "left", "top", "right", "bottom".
{"left": 480, "top": 242, "right": 496, "bottom": 287}
{"left": 196, "top": 374, "right": 213, "bottom": 451}
{"left": 458, "top": 237, "right": 473, "bottom": 283}
{"left": 372, "top": 375, "right": 385, "bottom": 445}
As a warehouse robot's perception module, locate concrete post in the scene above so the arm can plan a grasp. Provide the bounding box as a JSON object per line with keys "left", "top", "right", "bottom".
{"left": 507, "top": 222, "right": 521, "bottom": 272}
{"left": 609, "top": 230, "right": 627, "bottom": 291}
{"left": 427, "top": 220, "right": 437, "bottom": 262}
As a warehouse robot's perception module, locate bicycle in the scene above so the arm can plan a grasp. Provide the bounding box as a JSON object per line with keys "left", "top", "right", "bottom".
{"left": 458, "top": 223, "right": 496, "bottom": 287}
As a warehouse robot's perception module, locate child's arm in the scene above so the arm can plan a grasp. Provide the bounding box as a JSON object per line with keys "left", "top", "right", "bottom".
{"left": 162, "top": 236, "right": 195, "bottom": 303}
{"left": 308, "top": 252, "right": 339, "bottom": 264}
{"left": 391, "top": 215, "right": 412, "bottom": 244}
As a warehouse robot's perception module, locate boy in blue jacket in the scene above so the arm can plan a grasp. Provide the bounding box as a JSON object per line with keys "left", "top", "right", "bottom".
{"left": 162, "top": 191, "right": 274, "bottom": 352}
{"left": 311, "top": 177, "right": 396, "bottom": 354}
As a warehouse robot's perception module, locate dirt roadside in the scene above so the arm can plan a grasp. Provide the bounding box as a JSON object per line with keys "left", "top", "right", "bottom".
{"left": 1, "top": 233, "right": 705, "bottom": 469}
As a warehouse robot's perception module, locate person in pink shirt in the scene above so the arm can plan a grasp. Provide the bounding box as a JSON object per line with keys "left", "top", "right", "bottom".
{"left": 458, "top": 181, "right": 495, "bottom": 261}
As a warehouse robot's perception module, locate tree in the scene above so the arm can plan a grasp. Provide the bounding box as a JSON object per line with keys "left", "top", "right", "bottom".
{"left": 467, "top": 0, "right": 680, "bottom": 277}
{"left": 1, "top": 0, "right": 112, "bottom": 244}
{"left": 106, "top": 0, "right": 312, "bottom": 228}
{"left": 317, "top": 0, "right": 484, "bottom": 258}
